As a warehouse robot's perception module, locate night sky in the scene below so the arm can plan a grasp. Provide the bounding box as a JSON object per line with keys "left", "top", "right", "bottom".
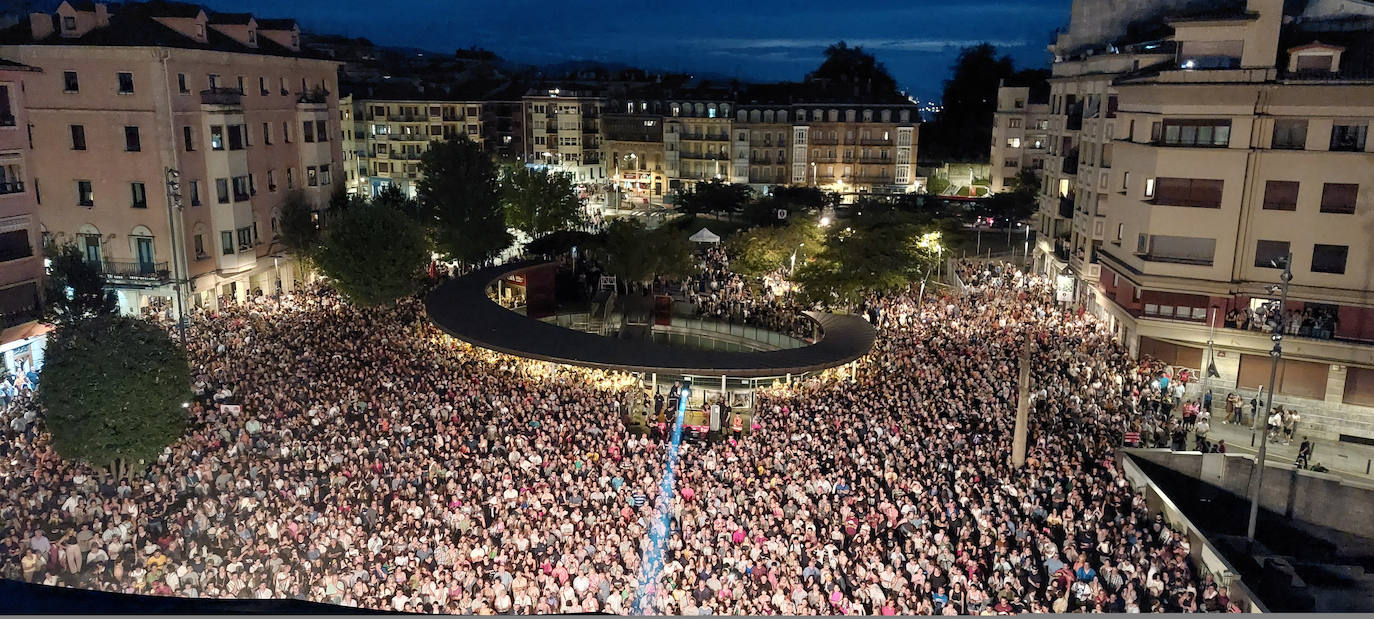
{"left": 198, "top": 0, "right": 1074, "bottom": 102}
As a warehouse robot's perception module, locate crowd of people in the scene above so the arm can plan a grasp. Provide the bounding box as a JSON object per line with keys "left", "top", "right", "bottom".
{"left": 1223, "top": 303, "right": 1340, "bottom": 341}
{"left": 0, "top": 256, "right": 1239, "bottom": 613}
{"left": 682, "top": 247, "right": 815, "bottom": 342}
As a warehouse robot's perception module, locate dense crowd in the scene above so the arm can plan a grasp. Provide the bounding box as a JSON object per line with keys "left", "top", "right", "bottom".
{"left": 683, "top": 247, "right": 814, "bottom": 341}
{"left": 0, "top": 259, "right": 1235, "bottom": 613}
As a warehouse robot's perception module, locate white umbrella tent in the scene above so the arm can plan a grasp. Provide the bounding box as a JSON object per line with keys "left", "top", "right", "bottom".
{"left": 689, "top": 228, "right": 721, "bottom": 244}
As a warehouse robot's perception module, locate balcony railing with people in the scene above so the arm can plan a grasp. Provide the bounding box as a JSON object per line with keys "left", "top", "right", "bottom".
{"left": 102, "top": 260, "right": 171, "bottom": 282}
{"left": 297, "top": 87, "right": 330, "bottom": 105}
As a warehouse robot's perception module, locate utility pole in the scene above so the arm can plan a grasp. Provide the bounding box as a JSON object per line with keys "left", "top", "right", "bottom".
{"left": 164, "top": 168, "right": 188, "bottom": 343}
{"left": 1012, "top": 332, "right": 1033, "bottom": 467}
{"left": 1247, "top": 252, "right": 1291, "bottom": 542}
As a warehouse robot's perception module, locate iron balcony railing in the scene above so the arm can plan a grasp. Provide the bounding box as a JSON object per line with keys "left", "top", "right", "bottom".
{"left": 102, "top": 260, "right": 171, "bottom": 281}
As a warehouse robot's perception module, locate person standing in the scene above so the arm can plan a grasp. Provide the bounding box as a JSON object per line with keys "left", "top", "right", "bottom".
{"left": 1296, "top": 437, "right": 1314, "bottom": 469}
{"left": 1203, "top": 390, "right": 1213, "bottom": 415}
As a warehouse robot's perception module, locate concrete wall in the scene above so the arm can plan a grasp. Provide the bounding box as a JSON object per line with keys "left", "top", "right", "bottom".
{"left": 1117, "top": 451, "right": 1267, "bottom": 613}
{"left": 1127, "top": 448, "right": 1374, "bottom": 540}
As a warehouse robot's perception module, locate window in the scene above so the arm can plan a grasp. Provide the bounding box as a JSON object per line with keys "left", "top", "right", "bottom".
{"left": 1259, "top": 180, "right": 1298, "bottom": 211}
{"left": 1272, "top": 119, "right": 1307, "bottom": 150}
{"left": 320, "top": 164, "right": 332, "bottom": 185}
{"left": 207, "top": 74, "right": 219, "bottom": 89}
{"left": 1320, "top": 183, "right": 1358, "bottom": 214}
{"left": 1008, "top": 118, "right": 1022, "bottom": 129}
{"left": 1144, "top": 177, "right": 1155, "bottom": 198}
{"left": 259, "top": 76, "right": 267, "bottom": 96}
{"left": 1254, "top": 240, "right": 1290, "bottom": 268}
{"left": 267, "top": 170, "right": 277, "bottom": 192}
{"left": 1004, "top": 159, "right": 1018, "bottom": 168}
{"left": 70, "top": 125, "right": 86, "bottom": 150}
{"left": 189, "top": 180, "right": 201, "bottom": 206}
{"left": 182, "top": 126, "right": 195, "bottom": 151}
{"left": 227, "top": 125, "right": 243, "bottom": 150}
{"left": 130, "top": 182, "right": 146, "bottom": 208}
{"left": 215, "top": 178, "right": 229, "bottom": 204}
{"left": 1121, "top": 171, "right": 1130, "bottom": 191}
{"left": 286, "top": 168, "right": 295, "bottom": 189}
{"left": 62, "top": 16, "right": 76, "bottom": 31}
{"left": 1150, "top": 122, "right": 1162, "bottom": 142}
{"left": 1137, "top": 233, "right": 1148, "bottom": 253}
{"left": 63, "top": 71, "right": 78, "bottom": 92}
{"left": 194, "top": 234, "right": 205, "bottom": 258}
{"left": 307, "top": 166, "right": 318, "bottom": 186}
{"left": 282, "top": 121, "right": 291, "bottom": 143}
{"left": 262, "top": 122, "right": 272, "bottom": 145}
{"left": 248, "top": 173, "right": 256, "bottom": 196}
{"left": 76, "top": 180, "right": 93, "bottom": 206}
{"left": 117, "top": 72, "right": 134, "bottom": 94}
{"left": 177, "top": 73, "right": 189, "bottom": 94}
{"left": 1116, "top": 223, "right": 1124, "bottom": 241}
{"left": 1330, "top": 123, "right": 1368, "bottom": 152}
{"left": 303, "top": 121, "right": 315, "bottom": 143}
{"left": 221, "top": 231, "right": 234, "bottom": 255}
{"left": 236, "top": 76, "right": 245, "bottom": 94}
{"left": 124, "top": 126, "right": 141, "bottom": 151}
{"left": 1146, "top": 235, "right": 1217, "bottom": 266}
{"left": 316, "top": 120, "right": 327, "bottom": 141}
{"left": 210, "top": 125, "right": 224, "bottom": 150}
{"left": 1160, "top": 119, "right": 1231, "bottom": 147}
{"left": 1006, "top": 138, "right": 1021, "bottom": 148}
{"left": 232, "top": 176, "right": 249, "bottom": 202}
{"left": 1312, "top": 244, "right": 1348, "bottom": 274}
{"left": 237, "top": 227, "right": 253, "bottom": 250}
{"left": 1152, "top": 177, "right": 1223, "bottom": 208}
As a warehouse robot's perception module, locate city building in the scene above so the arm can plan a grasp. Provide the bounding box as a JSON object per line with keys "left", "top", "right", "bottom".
{"left": 601, "top": 95, "right": 666, "bottom": 207}
{"left": 988, "top": 79, "right": 1050, "bottom": 194}
{"left": 791, "top": 102, "right": 919, "bottom": 197}
{"left": 351, "top": 97, "right": 489, "bottom": 198}
{"left": 522, "top": 89, "right": 605, "bottom": 184}
{"left": 1037, "top": 0, "right": 1374, "bottom": 438}
{"left": 0, "top": 59, "right": 48, "bottom": 374}
{"left": 663, "top": 95, "right": 740, "bottom": 190}
{"left": 734, "top": 103, "right": 792, "bottom": 192}
{"left": 0, "top": 0, "right": 343, "bottom": 314}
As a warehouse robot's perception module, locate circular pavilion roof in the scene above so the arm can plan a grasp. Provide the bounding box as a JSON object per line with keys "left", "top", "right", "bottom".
{"left": 424, "top": 260, "right": 877, "bottom": 378}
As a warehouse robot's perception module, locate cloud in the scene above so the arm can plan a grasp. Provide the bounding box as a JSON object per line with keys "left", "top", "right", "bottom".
{"left": 689, "top": 37, "right": 1033, "bottom": 53}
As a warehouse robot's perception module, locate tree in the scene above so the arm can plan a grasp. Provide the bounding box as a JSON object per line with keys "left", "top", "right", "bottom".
{"left": 809, "top": 41, "right": 900, "bottom": 98}
{"left": 921, "top": 44, "right": 1030, "bottom": 163}
{"left": 724, "top": 219, "right": 825, "bottom": 279}
{"left": 417, "top": 137, "right": 512, "bottom": 263}
{"left": 315, "top": 203, "right": 430, "bottom": 307}
{"left": 744, "top": 186, "right": 830, "bottom": 226}
{"left": 503, "top": 167, "right": 586, "bottom": 238}
{"left": 599, "top": 219, "right": 691, "bottom": 290}
{"left": 38, "top": 315, "right": 190, "bottom": 467}
{"left": 43, "top": 243, "right": 117, "bottom": 325}
{"left": 795, "top": 223, "right": 943, "bottom": 307}
{"left": 278, "top": 191, "right": 320, "bottom": 259}
{"left": 676, "top": 180, "right": 753, "bottom": 217}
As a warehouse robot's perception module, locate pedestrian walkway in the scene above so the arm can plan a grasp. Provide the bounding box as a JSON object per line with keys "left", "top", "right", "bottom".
{"left": 1184, "top": 407, "right": 1374, "bottom": 480}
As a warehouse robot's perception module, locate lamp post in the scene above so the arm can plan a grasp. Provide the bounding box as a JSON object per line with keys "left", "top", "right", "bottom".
{"left": 1247, "top": 252, "right": 1292, "bottom": 543}
{"left": 164, "top": 168, "right": 188, "bottom": 343}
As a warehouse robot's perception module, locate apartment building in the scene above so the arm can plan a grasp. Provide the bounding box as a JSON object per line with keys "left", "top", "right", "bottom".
{"left": 988, "top": 81, "right": 1051, "bottom": 194}
{"left": 734, "top": 103, "right": 792, "bottom": 191}
{"left": 791, "top": 103, "right": 919, "bottom": 197}
{"left": 663, "top": 97, "right": 739, "bottom": 190}
{"left": 522, "top": 90, "right": 605, "bottom": 183}
{"left": 0, "top": 60, "right": 48, "bottom": 374}
{"left": 0, "top": 1, "right": 343, "bottom": 314}
{"left": 601, "top": 95, "right": 666, "bottom": 205}
{"left": 352, "top": 98, "right": 487, "bottom": 198}
{"left": 1039, "top": 0, "right": 1374, "bottom": 438}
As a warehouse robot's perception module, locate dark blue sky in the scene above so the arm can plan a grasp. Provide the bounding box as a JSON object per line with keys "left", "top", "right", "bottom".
{"left": 201, "top": 0, "right": 1073, "bottom": 102}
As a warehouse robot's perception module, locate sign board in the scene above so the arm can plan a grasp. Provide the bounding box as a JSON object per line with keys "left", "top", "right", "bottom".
{"left": 599, "top": 275, "right": 617, "bottom": 291}
{"left": 219, "top": 404, "right": 242, "bottom": 414}
{"left": 777, "top": 209, "right": 788, "bottom": 220}
{"left": 504, "top": 274, "right": 526, "bottom": 286}
{"left": 1055, "top": 275, "right": 1074, "bottom": 303}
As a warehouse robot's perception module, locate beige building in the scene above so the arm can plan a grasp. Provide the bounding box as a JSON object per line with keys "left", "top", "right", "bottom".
{"left": 988, "top": 82, "right": 1050, "bottom": 194}
{"left": 791, "top": 104, "right": 919, "bottom": 198}
{"left": 522, "top": 90, "right": 605, "bottom": 183}
{"left": 1039, "top": 0, "right": 1374, "bottom": 438}
{"left": 0, "top": 1, "right": 343, "bottom": 314}
{"left": 0, "top": 59, "right": 48, "bottom": 373}
{"left": 352, "top": 98, "right": 488, "bottom": 198}
{"left": 734, "top": 104, "right": 792, "bottom": 191}
{"left": 664, "top": 98, "right": 739, "bottom": 190}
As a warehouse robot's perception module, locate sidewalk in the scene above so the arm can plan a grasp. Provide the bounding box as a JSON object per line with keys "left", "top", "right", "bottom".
{"left": 1184, "top": 408, "right": 1374, "bottom": 480}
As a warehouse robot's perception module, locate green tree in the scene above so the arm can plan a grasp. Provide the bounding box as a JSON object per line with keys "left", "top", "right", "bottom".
{"left": 43, "top": 243, "right": 117, "bottom": 326}
{"left": 503, "top": 167, "right": 586, "bottom": 237}
{"left": 744, "top": 186, "right": 830, "bottom": 226}
{"left": 795, "top": 223, "right": 943, "bottom": 307}
{"left": 599, "top": 219, "right": 692, "bottom": 290}
{"left": 724, "top": 219, "right": 825, "bottom": 279}
{"left": 676, "top": 180, "right": 753, "bottom": 217}
{"left": 315, "top": 204, "right": 430, "bottom": 306}
{"left": 922, "top": 44, "right": 1023, "bottom": 162}
{"left": 809, "top": 41, "right": 900, "bottom": 98}
{"left": 417, "top": 137, "right": 512, "bottom": 263}
{"left": 278, "top": 191, "right": 320, "bottom": 259}
{"left": 38, "top": 315, "right": 190, "bottom": 467}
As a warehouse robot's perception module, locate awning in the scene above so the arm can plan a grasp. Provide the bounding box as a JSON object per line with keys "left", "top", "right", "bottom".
{"left": 0, "top": 321, "right": 52, "bottom": 347}
{"left": 689, "top": 228, "right": 721, "bottom": 244}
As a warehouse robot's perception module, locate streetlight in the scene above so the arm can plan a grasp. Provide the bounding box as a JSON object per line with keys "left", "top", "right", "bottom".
{"left": 164, "top": 168, "right": 188, "bottom": 343}
{"left": 1247, "top": 252, "right": 1292, "bottom": 543}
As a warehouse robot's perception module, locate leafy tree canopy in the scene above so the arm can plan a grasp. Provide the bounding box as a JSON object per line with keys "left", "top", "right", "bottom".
{"left": 810, "top": 41, "right": 900, "bottom": 98}
{"left": 38, "top": 315, "right": 190, "bottom": 466}
{"left": 598, "top": 219, "right": 692, "bottom": 287}
{"left": 43, "top": 243, "right": 117, "bottom": 326}
{"left": 417, "top": 137, "right": 512, "bottom": 263}
{"left": 503, "top": 167, "right": 586, "bottom": 238}
{"left": 795, "top": 222, "right": 944, "bottom": 307}
{"left": 676, "top": 180, "right": 753, "bottom": 216}
{"left": 278, "top": 190, "right": 321, "bottom": 259}
{"left": 922, "top": 44, "right": 1048, "bottom": 163}
{"left": 315, "top": 203, "right": 430, "bottom": 307}
{"left": 724, "top": 218, "right": 825, "bottom": 279}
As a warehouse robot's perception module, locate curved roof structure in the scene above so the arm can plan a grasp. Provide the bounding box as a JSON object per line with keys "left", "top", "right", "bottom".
{"left": 425, "top": 261, "right": 877, "bottom": 378}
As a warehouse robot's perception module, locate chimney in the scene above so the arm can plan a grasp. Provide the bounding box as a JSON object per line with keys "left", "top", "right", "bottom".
{"left": 29, "top": 13, "right": 54, "bottom": 40}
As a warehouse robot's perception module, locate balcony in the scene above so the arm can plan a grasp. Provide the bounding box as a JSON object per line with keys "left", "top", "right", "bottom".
{"left": 681, "top": 152, "right": 727, "bottom": 160}
{"left": 857, "top": 157, "right": 891, "bottom": 164}
{"left": 296, "top": 87, "right": 330, "bottom": 104}
{"left": 0, "top": 181, "right": 24, "bottom": 195}
{"left": 1061, "top": 153, "right": 1079, "bottom": 175}
{"left": 847, "top": 175, "right": 893, "bottom": 184}
{"left": 102, "top": 260, "right": 170, "bottom": 283}
{"left": 1057, "top": 197, "right": 1075, "bottom": 219}
{"left": 200, "top": 87, "right": 242, "bottom": 106}
{"left": 859, "top": 138, "right": 891, "bottom": 146}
